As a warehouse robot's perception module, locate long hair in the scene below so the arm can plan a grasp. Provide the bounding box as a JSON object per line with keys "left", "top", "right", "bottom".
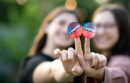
{"left": 29, "top": 6, "right": 86, "bottom": 56}
{"left": 92, "top": 4, "right": 130, "bottom": 56}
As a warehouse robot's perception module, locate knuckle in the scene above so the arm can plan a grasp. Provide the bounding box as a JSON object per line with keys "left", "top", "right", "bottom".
{"left": 94, "top": 54, "right": 98, "bottom": 59}
{"left": 54, "top": 49, "right": 60, "bottom": 54}
{"left": 102, "top": 56, "right": 107, "bottom": 62}
{"left": 99, "top": 58, "right": 102, "bottom": 63}
{"left": 68, "top": 47, "right": 74, "bottom": 51}
{"left": 103, "top": 60, "right": 107, "bottom": 65}
{"left": 101, "top": 59, "right": 107, "bottom": 66}
{"left": 54, "top": 50, "right": 58, "bottom": 55}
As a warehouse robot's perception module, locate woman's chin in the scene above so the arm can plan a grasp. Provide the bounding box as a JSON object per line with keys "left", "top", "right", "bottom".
{"left": 54, "top": 39, "right": 73, "bottom": 48}
{"left": 55, "top": 42, "right": 73, "bottom": 49}
{"left": 95, "top": 45, "right": 110, "bottom": 51}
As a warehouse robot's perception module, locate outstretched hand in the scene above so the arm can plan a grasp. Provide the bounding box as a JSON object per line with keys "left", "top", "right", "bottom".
{"left": 54, "top": 37, "right": 107, "bottom": 80}
{"left": 54, "top": 38, "right": 83, "bottom": 76}
{"left": 77, "top": 38, "right": 107, "bottom": 80}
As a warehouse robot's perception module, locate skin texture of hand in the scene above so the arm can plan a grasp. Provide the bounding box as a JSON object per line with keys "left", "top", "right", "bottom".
{"left": 54, "top": 38, "right": 107, "bottom": 81}
{"left": 54, "top": 38, "right": 84, "bottom": 77}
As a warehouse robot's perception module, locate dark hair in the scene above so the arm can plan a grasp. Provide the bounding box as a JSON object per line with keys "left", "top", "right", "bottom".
{"left": 92, "top": 4, "right": 130, "bottom": 56}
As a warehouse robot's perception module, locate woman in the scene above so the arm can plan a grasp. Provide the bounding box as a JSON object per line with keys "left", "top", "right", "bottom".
{"left": 55, "top": 4, "right": 130, "bottom": 83}
{"left": 19, "top": 6, "right": 88, "bottom": 83}
{"left": 91, "top": 4, "right": 130, "bottom": 83}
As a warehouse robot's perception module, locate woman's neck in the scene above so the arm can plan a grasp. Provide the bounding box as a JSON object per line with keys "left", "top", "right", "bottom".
{"left": 101, "top": 50, "right": 110, "bottom": 58}
{"left": 42, "top": 39, "right": 58, "bottom": 59}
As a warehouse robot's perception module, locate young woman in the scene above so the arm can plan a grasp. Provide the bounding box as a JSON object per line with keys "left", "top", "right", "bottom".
{"left": 91, "top": 4, "right": 130, "bottom": 83}
{"left": 19, "top": 6, "right": 89, "bottom": 83}
{"left": 55, "top": 4, "right": 130, "bottom": 83}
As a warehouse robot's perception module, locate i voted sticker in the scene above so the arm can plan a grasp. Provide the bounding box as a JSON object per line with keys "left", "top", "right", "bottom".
{"left": 83, "top": 22, "right": 96, "bottom": 39}
{"left": 67, "top": 22, "right": 83, "bottom": 38}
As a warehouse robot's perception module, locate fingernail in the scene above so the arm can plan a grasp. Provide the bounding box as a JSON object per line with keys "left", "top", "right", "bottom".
{"left": 54, "top": 50, "right": 57, "bottom": 55}
{"left": 62, "top": 52, "right": 66, "bottom": 61}
{"left": 68, "top": 51, "right": 73, "bottom": 59}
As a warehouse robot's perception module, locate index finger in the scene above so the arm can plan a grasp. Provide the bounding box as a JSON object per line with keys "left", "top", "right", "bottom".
{"left": 84, "top": 38, "right": 90, "bottom": 55}
{"left": 74, "top": 38, "right": 82, "bottom": 53}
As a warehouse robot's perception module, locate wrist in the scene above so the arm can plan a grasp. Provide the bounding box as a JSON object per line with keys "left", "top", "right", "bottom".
{"left": 95, "top": 67, "right": 105, "bottom": 81}
{"left": 51, "top": 59, "right": 75, "bottom": 82}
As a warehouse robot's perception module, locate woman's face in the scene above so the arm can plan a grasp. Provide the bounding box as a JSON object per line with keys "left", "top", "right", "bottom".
{"left": 93, "top": 11, "right": 119, "bottom": 51}
{"left": 46, "top": 12, "right": 78, "bottom": 48}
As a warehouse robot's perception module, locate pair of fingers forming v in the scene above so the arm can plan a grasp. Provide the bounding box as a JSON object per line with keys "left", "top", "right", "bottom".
{"left": 74, "top": 38, "right": 90, "bottom": 56}
{"left": 74, "top": 38, "right": 91, "bottom": 68}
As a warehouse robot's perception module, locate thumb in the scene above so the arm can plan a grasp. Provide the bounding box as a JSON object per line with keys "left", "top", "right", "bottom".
{"left": 72, "top": 62, "right": 83, "bottom": 76}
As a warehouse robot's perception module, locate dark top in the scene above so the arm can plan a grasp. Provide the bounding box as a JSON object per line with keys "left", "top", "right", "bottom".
{"left": 19, "top": 52, "right": 86, "bottom": 83}
{"left": 19, "top": 52, "right": 54, "bottom": 83}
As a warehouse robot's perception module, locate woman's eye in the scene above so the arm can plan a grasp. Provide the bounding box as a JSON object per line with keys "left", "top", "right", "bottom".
{"left": 103, "top": 24, "right": 109, "bottom": 28}
{"left": 95, "top": 24, "right": 100, "bottom": 28}
{"left": 105, "top": 23, "right": 115, "bottom": 28}
{"left": 59, "top": 20, "right": 66, "bottom": 26}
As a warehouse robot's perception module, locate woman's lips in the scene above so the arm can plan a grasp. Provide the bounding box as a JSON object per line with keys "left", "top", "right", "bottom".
{"left": 95, "top": 37, "right": 109, "bottom": 44}
{"left": 57, "top": 33, "right": 69, "bottom": 40}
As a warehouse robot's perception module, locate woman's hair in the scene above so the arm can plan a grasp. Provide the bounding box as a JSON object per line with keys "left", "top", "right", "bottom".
{"left": 29, "top": 6, "right": 86, "bottom": 56}
{"left": 92, "top": 4, "right": 130, "bottom": 56}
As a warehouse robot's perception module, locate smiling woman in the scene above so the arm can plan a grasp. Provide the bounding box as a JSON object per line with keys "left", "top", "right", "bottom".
{"left": 93, "top": 11, "right": 119, "bottom": 54}
{"left": 29, "top": 6, "right": 85, "bottom": 57}
{"left": 19, "top": 6, "right": 86, "bottom": 83}
{"left": 92, "top": 4, "right": 130, "bottom": 56}
{"left": 91, "top": 4, "right": 130, "bottom": 83}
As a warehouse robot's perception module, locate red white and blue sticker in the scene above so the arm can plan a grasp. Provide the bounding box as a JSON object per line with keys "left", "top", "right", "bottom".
{"left": 83, "top": 22, "right": 96, "bottom": 38}
{"left": 67, "top": 22, "right": 83, "bottom": 38}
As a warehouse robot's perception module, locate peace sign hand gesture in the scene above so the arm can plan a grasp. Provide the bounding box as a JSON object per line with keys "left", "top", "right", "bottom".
{"left": 54, "top": 37, "right": 107, "bottom": 81}
{"left": 77, "top": 38, "right": 107, "bottom": 80}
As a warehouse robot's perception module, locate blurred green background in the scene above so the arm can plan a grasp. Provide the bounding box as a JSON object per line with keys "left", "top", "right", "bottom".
{"left": 0, "top": 0, "right": 129, "bottom": 83}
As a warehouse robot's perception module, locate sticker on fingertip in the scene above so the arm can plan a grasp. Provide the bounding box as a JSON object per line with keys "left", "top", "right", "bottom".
{"left": 83, "top": 22, "right": 96, "bottom": 39}
{"left": 67, "top": 22, "right": 83, "bottom": 38}
{"left": 67, "top": 22, "right": 96, "bottom": 38}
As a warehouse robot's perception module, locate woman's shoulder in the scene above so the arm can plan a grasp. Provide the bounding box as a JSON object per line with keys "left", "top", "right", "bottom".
{"left": 110, "top": 55, "right": 130, "bottom": 62}
{"left": 21, "top": 52, "right": 54, "bottom": 68}
{"left": 19, "top": 52, "right": 55, "bottom": 83}
{"left": 108, "top": 55, "right": 130, "bottom": 67}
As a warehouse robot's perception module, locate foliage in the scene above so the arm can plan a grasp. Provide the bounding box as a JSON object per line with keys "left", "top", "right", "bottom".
{"left": 0, "top": 0, "right": 128, "bottom": 83}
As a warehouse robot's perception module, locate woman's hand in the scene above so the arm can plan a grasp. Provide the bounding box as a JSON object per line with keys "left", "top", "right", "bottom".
{"left": 54, "top": 38, "right": 84, "bottom": 77}
{"left": 77, "top": 38, "right": 107, "bottom": 80}
{"left": 54, "top": 37, "right": 107, "bottom": 81}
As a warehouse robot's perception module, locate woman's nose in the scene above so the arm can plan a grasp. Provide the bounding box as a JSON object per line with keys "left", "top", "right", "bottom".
{"left": 96, "top": 27, "right": 105, "bottom": 35}
{"left": 62, "top": 24, "right": 68, "bottom": 32}
{"left": 60, "top": 25, "right": 68, "bottom": 35}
